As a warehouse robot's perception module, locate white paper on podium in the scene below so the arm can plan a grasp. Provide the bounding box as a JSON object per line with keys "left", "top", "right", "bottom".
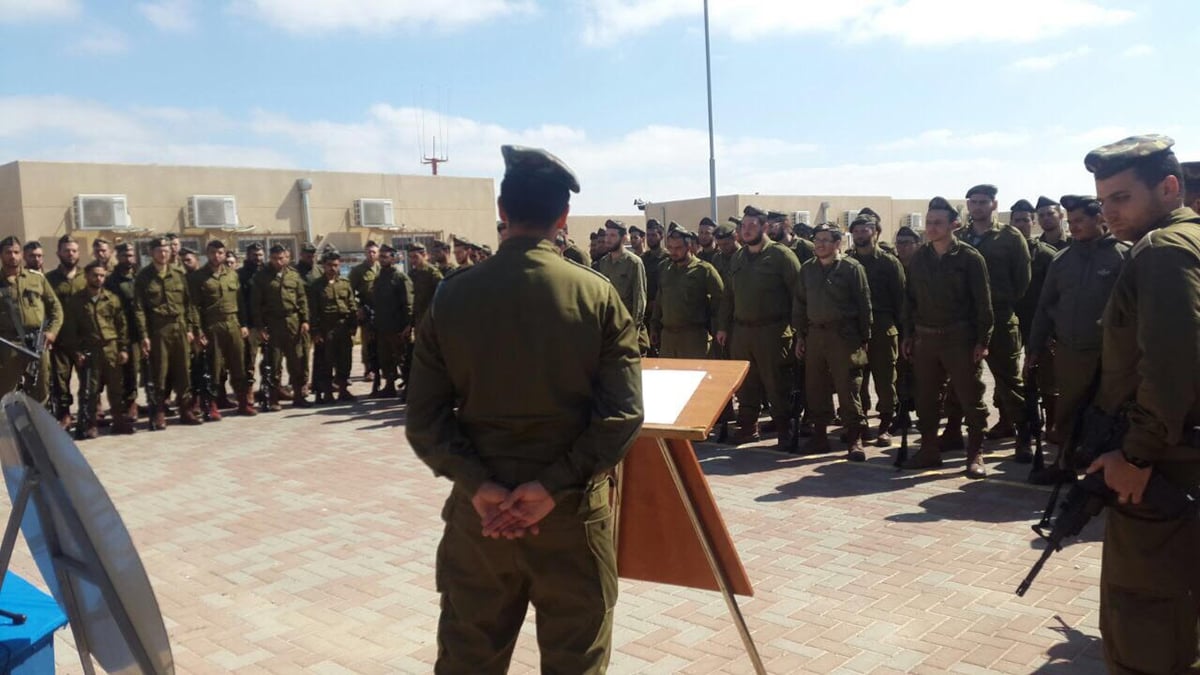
{"left": 642, "top": 369, "right": 707, "bottom": 425}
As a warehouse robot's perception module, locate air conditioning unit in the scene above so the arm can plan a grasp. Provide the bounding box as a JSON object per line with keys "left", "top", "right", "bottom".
{"left": 355, "top": 198, "right": 395, "bottom": 228}
{"left": 842, "top": 210, "right": 858, "bottom": 227}
{"left": 792, "top": 211, "right": 811, "bottom": 225}
{"left": 73, "top": 194, "right": 130, "bottom": 230}
{"left": 905, "top": 213, "right": 924, "bottom": 230}
{"left": 188, "top": 195, "right": 239, "bottom": 228}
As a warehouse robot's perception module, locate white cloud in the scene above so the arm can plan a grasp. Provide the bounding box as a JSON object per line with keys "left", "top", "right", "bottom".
{"left": 1121, "top": 44, "right": 1153, "bottom": 58}
{"left": 139, "top": 0, "right": 196, "bottom": 32}
{"left": 230, "top": 0, "right": 535, "bottom": 33}
{"left": 73, "top": 26, "right": 130, "bottom": 55}
{"left": 1009, "top": 46, "right": 1092, "bottom": 71}
{"left": 5, "top": 95, "right": 1195, "bottom": 216}
{"left": 581, "top": 0, "right": 1133, "bottom": 46}
{"left": 0, "top": 0, "right": 79, "bottom": 23}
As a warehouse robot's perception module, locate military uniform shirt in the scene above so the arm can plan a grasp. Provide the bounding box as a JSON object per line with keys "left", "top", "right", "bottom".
{"left": 903, "top": 240, "right": 994, "bottom": 346}
{"left": 44, "top": 267, "right": 87, "bottom": 306}
{"left": 348, "top": 260, "right": 380, "bottom": 308}
{"left": 641, "top": 246, "right": 668, "bottom": 312}
{"left": 1038, "top": 233, "right": 1071, "bottom": 251}
{"left": 717, "top": 241, "right": 802, "bottom": 332}
{"left": 563, "top": 242, "right": 592, "bottom": 268}
{"left": 790, "top": 238, "right": 816, "bottom": 264}
{"left": 1029, "top": 235, "right": 1129, "bottom": 354}
{"left": 409, "top": 265, "right": 443, "bottom": 328}
{"left": 651, "top": 256, "right": 724, "bottom": 332}
{"left": 372, "top": 266, "right": 413, "bottom": 333}
{"left": 848, "top": 246, "right": 906, "bottom": 334}
{"left": 133, "top": 264, "right": 198, "bottom": 336}
{"left": 311, "top": 276, "right": 358, "bottom": 333}
{"left": 250, "top": 266, "right": 309, "bottom": 328}
{"left": 595, "top": 249, "right": 647, "bottom": 324}
{"left": 1015, "top": 237, "right": 1058, "bottom": 339}
{"left": 957, "top": 219, "right": 1032, "bottom": 314}
{"left": 0, "top": 270, "right": 63, "bottom": 338}
{"left": 61, "top": 289, "right": 128, "bottom": 353}
{"left": 188, "top": 266, "right": 246, "bottom": 327}
{"left": 795, "top": 256, "right": 872, "bottom": 343}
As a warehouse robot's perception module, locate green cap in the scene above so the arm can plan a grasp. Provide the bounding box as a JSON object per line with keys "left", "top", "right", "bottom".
{"left": 714, "top": 224, "right": 735, "bottom": 239}
{"left": 765, "top": 210, "right": 788, "bottom": 223}
{"left": 928, "top": 196, "right": 959, "bottom": 220}
{"left": 1035, "top": 196, "right": 1059, "bottom": 210}
{"left": 1084, "top": 134, "right": 1175, "bottom": 179}
{"left": 1010, "top": 199, "right": 1035, "bottom": 214}
{"left": 965, "top": 184, "right": 998, "bottom": 199}
{"left": 501, "top": 145, "right": 580, "bottom": 193}
{"left": 742, "top": 205, "right": 767, "bottom": 219}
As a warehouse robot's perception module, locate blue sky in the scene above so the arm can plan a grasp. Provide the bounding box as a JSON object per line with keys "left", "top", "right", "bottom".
{"left": 1, "top": 0, "right": 1196, "bottom": 215}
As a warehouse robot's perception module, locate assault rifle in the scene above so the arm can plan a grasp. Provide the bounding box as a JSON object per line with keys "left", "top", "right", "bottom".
{"left": 1026, "top": 363, "right": 1045, "bottom": 476}
{"left": 893, "top": 397, "right": 913, "bottom": 469}
{"left": 259, "top": 335, "right": 277, "bottom": 412}
{"left": 787, "top": 360, "right": 807, "bottom": 453}
{"left": 141, "top": 352, "right": 158, "bottom": 430}
{"left": 190, "top": 344, "right": 218, "bottom": 420}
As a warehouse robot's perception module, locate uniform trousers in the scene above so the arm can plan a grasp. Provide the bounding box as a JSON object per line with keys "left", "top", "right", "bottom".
{"left": 805, "top": 325, "right": 866, "bottom": 428}
{"left": 730, "top": 321, "right": 794, "bottom": 421}
{"left": 913, "top": 326, "right": 988, "bottom": 436}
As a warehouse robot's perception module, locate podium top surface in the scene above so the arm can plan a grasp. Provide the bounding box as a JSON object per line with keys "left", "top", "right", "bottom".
{"left": 639, "top": 359, "right": 749, "bottom": 441}
{"left": 0, "top": 572, "right": 67, "bottom": 652}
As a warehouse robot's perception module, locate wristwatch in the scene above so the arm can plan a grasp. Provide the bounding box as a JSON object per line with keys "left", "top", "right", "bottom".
{"left": 1121, "top": 450, "right": 1152, "bottom": 469}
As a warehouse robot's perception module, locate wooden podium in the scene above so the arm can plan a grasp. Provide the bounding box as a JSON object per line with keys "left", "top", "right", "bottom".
{"left": 616, "top": 358, "right": 765, "bottom": 674}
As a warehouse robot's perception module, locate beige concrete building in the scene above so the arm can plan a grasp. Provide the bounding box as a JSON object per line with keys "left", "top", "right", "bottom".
{"left": 0, "top": 161, "right": 498, "bottom": 266}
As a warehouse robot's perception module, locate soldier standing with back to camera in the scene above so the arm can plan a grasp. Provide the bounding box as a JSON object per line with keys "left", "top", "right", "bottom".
{"left": 848, "top": 212, "right": 906, "bottom": 446}
{"left": 1076, "top": 135, "right": 1200, "bottom": 674}
{"left": 649, "top": 227, "right": 723, "bottom": 359}
{"left": 134, "top": 236, "right": 200, "bottom": 429}
{"left": 0, "top": 236, "right": 61, "bottom": 401}
{"left": 406, "top": 145, "right": 642, "bottom": 674}
{"left": 716, "top": 205, "right": 802, "bottom": 447}
{"left": 901, "top": 197, "right": 994, "bottom": 478}
{"left": 188, "top": 240, "right": 256, "bottom": 418}
{"left": 1026, "top": 194, "right": 1128, "bottom": 485}
{"left": 794, "top": 224, "right": 872, "bottom": 460}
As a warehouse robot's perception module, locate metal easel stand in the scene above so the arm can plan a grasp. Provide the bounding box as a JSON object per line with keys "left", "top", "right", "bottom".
{"left": 655, "top": 438, "right": 767, "bottom": 675}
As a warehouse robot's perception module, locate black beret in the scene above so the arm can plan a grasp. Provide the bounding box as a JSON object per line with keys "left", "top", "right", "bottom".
{"left": 742, "top": 205, "right": 767, "bottom": 219}
{"left": 245, "top": 242, "right": 264, "bottom": 252}
{"left": 148, "top": 237, "right": 171, "bottom": 248}
{"left": 1085, "top": 134, "right": 1175, "bottom": 179}
{"left": 857, "top": 207, "right": 881, "bottom": 223}
{"left": 765, "top": 210, "right": 788, "bottom": 223}
{"left": 589, "top": 231, "right": 600, "bottom": 241}
{"left": 405, "top": 242, "right": 426, "bottom": 253}
{"left": 714, "top": 224, "right": 735, "bottom": 239}
{"left": 698, "top": 217, "right": 716, "bottom": 227}
{"left": 1060, "top": 195, "right": 1101, "bottom": 213}
{"left": 451, "top": 235, "right": 472, "bottom": 247}
{"left": 114, "top": 242, "right": 132, "bottom": 253}
{"left": 965, "top": 184, "right": 998, "bottom": 199}
{"left": 895, "top": 226, "right": 920, "bottom": 241}
{"left": 178, "top": 247, "right": 196, "bottom": 256}
{"left": 1009, "top": 199, "right": 1035, "bottom": 214}
{"left": 794, "top": 222, "right": 814, "bottom": 236}
{"left": 320, "top": 251, "right": 342, "bottom": 263}
{"left": 727, "top": 216, "right": 742, "bottom": 226}
{"left": 1035, "top": 196, "right": 1059, "bottom": 210}
{"left": 604, "top": 219, "right": 627, "bottom": 234}
{"left": 645, "top": 218, "right": 664, "bottom": 231}
{"left": 849, "top": 214, "right": 877, "bottom": 230}
{"left": 430, "top": 239, "right": 449, "bottom": 250}
{"left": 501, "top": 144, "right": 580, "bottom": 193}
{"left": 666, "top": 227, "right": 689, "bottom": 239}
{"left": 629, "top": 224, "right": 646, "bottom": 236}
{"left": 301, "top": 242, "right": 317, "bottom": 253}
{"left": 379, "top": 244, "right": 396, "bottom": 254}
{"left": 667, "top": 220, "right": 681, "bottom": 232}
{"left": 206, "top": 239, "right": 227, "bottom": 250}
{"left": 812, "top": 223, "right": 843, "bottom": 240}
{"left": 684, "top": 231, "right": 699, "bottom": 242}
{"left": 268, "top": 244, "right": 287, "bottom": 254}
{"left": 928, "top": 196, "right": 960, "bottom": 219}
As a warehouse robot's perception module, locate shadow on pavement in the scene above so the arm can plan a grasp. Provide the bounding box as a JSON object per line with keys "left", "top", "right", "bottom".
{"left": 1032, "top": 615, "right": 1106, "bottom": 673}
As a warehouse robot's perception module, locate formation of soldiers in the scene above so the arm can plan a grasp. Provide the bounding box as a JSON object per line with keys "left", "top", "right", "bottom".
{"left": 0, "top": 231, "right": 464, "bottom": 438}
{"left": 574, "top": 155, "right": 1200, "bottom": 485}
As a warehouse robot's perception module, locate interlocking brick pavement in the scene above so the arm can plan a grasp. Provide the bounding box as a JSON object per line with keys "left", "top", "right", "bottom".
{"left": 5, "top": 375, "right": 1107, "bottom": 674}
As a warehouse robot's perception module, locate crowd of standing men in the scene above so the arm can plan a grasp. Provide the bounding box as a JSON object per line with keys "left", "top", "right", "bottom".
{"left": 0, "top": 229, "right": 491, "bottom": 438}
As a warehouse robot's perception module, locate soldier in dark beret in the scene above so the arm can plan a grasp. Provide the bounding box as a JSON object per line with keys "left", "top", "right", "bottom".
{"left": 1033, "top": 195, "right": 1070, "bottom": 250}
{"left": 44, "top": 233, "right": 87, "bottom": 424}
{"left": 588, "top": 228, "right": 607, "bottom": 263}
{"left": 765, "top": 210, "right": 814, "bottom": 263}
{"left": 640, "top": 219, "right": 667, "bottom": 348}
{"left": 1081, "top": 134, "right": 1200, "bottom": 674}
{"left": 856, "top": 207, "right": 881, "bottom": 225}
{"left": 429, "top": 240, "right": 456, "bottom": 277}
{"left": 596, "top": 217, "right": 649, "bottom": 352}
{"left": 1009, "top": 201, "right": 1059, "bottom": 436}
{"left": 697, "top": 217, "right": 718, "bottom": 262}
{"left": 627, "top": 224, "right": 646, "bottom": 255}
{"left": 134, "top": 234, "right": 200, "bottom": 427}
{"left": 252, "top": 241, "right": 312, "bottom": 409}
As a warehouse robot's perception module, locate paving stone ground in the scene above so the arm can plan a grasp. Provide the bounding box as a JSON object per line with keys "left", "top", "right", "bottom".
{"left": 6, "top": 373, "right": 1107, "bottom": 674}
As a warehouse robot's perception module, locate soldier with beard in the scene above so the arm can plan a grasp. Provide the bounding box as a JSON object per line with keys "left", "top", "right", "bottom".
{"left": 650, "top": 228, "right": 723, "bottom": 358}
{"left": 105, "top": 242, "right": 142, "bottom": 425}
{"left": 629, "top": 224, "right": 646, "bottom": 255}
{"left": 595, "top": 219, "right": 648, "bottom": 354}
{"left": 1010, "top": 199, "right": 1059, "bottom": 439}
{"left": 370, "top": 245, "right": 413, "bottom": 398}
{"left": 45, "top": 235, "right": 87, "bottom": 427}
{"left": 430, "top": 240, "right": 457, "bottom": 277}
{"left": 766, "top": 211, "right": 815, "bottom": 264}
{"left": 716, "top": 205, "right": 802, "bottom": 447}
{"left": 22, "top": 241, "right": 44, "bottom": 274}
{"left": 641, "top": 220, "right": 668, "bottom": 350}
{"left": 238, "top": 243, "right": 266, "bottom": 400}
{"left": 697, "top": 217, "right": 718, "bottom": 263}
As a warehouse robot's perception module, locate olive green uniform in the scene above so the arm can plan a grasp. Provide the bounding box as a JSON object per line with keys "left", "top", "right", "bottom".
{"left": 133, "top": 264, "right": 198, "bottom": 406}
{"left": 796, "top": 256, "right": 871, "bottom": 428}
{"left": 563, "top": 242, "right": 591, "bottom": 267}
{"left": 310, "top": 274, "right": 358, "bottom": 395}
{"left": 789, "top": 237, "right": 815, "bottom": 264}
{"left": 1038, "top": 233, "right": 1071, "bottom": 251}
{"left": 697, "top": 246, "right": 717, "bottom": 264}
{"left": 60, "top": 289, "right": 129, "bottom": 422}
{"left": 1092, "top": 208, "right": 1200, "bottom": 673}
{"left": 251, "top": 265, "right": 310, "bottom": 393}
{"left": 406, "top": 237, "right": 642, "bottom": 674}
{"left": 0, "top": 270, "right": 63, "bottom": 401}
{"left": 904, "top": 240, "right": 994, "bottom": 437}
{"left": 349, "top": 260, "right": 380, "bottom": 376}
{"left": 849, "top": 245, "right": 906, "bottom": 419}
{"left": 44, "top": 267, "right": 87, "bottom": 414}
{"left": 104, "top": 267, "right": 141, "bottom": 413}
{"left": 596, "top": 248, "right": 648, "bottom": 352}
{"left": 1029, "top": 234, "right": 1129, "bottom": 450}
{"left": 237, "top": 262, "right": 264, "bottom": 389}
{"left": 1017, "top": 236, "right": 1060, "bottom": 413}
{"left": 372, "top": 265, "right": 412, "bottom": 385}
{"left": 718, "top": 241, "right": 802, "bottom": 424}
{"left": 956, "top": 219, "right": 1031, "bottom": 428}
{"left": 188, "top": 265, "right": 249, "bottom": 394}
{"left": 650, "top": 256, "right": 723, "bottom": 358}
{"left": 401, "top": 264, "right": 442, "bottom": 385}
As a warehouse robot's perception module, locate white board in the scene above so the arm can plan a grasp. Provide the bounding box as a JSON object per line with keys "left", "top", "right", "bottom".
{"left": 642, "top": 369, "right": 706, "bottom": 425}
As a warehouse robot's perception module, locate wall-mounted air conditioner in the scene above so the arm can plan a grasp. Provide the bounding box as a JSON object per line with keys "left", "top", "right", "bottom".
{"left": 73, "top": 194, "right": 130, "bottom": 230}
{"left": 188, "top": 195, "right": 239, "bottom": 228}
{"left": 793, "top": 211, "right": 811, "bottom": 225}
{"left": 905, "top": 213, "right": 924, "bottom": 230}
{"left": 355, "top": 199, "right": 395, "bottom": 228}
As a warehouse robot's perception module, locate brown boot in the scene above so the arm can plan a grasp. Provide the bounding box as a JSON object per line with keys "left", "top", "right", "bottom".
{"left": 180, "top": 399, "right": 204, "bottom": 426}
{"left": 237, "top": 389, "right": 258, "bottom": 416}
{"left": 939, "top": 416, "right": 965, "bottom": 452}
{"left": 845, "top": 425, "right": 867, "bottom": 462}
{"left": 801, "top": 425, "right": 830, "bottom": 455}
{"left": 1013, "top": 424, "right": 1033, "bottom": 464}
{"left": 874, "top": 414, "right": 894, "bottom": 447}
{"left": 902, "top": 434, "right": 944, "bottom": 470}
{"left": 215, "top": 390, "right": 235, "bottom": 410}
{"left": 112, "top": 414, "right": 136, "bottom": 435}
{"left": 965, "top": 430, "right": 987, "bottom": 479}
{"left": 151, "top": 405, "right": 167, "bottom": 431}
{"left": 732, "top": 407, "right": 760, "bottom": 444}
{"left": 293, "top": 386, "right": 313, "bottom": 408}
{"left": 774, "top": 418, "right": 795, "bottom": 452}
{"left": 205, "top": 400, "right": 223, "bottom": 422}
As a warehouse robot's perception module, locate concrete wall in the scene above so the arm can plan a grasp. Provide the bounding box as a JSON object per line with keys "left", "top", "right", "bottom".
{"left": 2, "top": 160, "right": 498, "bottom": 255}
{"left": 0, "top": 162, "right": 22, "bottom": 239}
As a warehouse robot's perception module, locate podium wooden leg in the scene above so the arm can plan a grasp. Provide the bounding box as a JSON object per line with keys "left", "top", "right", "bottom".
{"left": 655, "top": 439, "right": 767, "bottom": 675}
